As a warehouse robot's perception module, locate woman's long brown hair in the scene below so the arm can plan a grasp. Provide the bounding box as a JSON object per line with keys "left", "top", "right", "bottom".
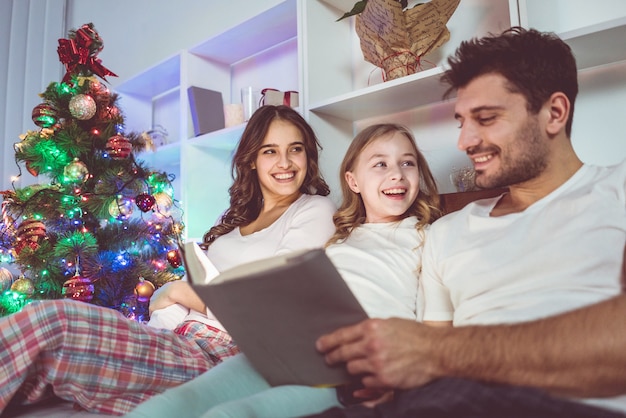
{"left": 203, "top": 105, "right": 330, "bottom": 246}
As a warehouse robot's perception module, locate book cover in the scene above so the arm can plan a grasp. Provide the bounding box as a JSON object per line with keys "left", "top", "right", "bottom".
{"left": 181, "top": 244, "right": 368, "bottom": 387}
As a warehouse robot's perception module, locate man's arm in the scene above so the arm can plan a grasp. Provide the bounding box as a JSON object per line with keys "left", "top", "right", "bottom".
{"left": 437, "top": 294, "right": 626, "bottom": 397}
{"left": 317, "top": 294, "right": 626, "bottom": 398}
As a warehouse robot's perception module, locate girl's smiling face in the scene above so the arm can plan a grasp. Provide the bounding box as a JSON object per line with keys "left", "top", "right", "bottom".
{"left": 345, "top": 132, "right": 420, "bottom": 223}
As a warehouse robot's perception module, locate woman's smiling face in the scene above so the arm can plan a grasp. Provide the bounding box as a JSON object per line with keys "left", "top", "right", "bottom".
{"left": 252, "top": 119, "right": 308, "bottom": 201}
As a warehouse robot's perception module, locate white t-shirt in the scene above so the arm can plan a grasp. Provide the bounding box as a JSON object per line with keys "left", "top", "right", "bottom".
{"left": 326, "top": 216, "right": 424, "bottom": 321}
{"left": 207, "top": 194, "right": 337, "bottom": 272}
{"left": 421, "top": 160, "right": 626, "bottom": 412}
{"left": 149, "top": 194, "right": 336, "bottom": 330}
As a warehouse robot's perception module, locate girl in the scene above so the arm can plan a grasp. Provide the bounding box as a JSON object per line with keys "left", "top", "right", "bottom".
{"left": 0, "top": 105, "right": 337, "bottom": 416}
{"left": 125, "top": 123, "right": 442, "bottom": 418}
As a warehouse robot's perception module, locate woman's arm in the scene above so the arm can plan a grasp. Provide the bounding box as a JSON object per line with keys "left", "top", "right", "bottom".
{"left": 149, "top": 281, "right": 205, "bottom": 314}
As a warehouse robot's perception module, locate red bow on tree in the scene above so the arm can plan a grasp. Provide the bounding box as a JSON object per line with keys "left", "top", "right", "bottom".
{"left": 57, "top": 23, "right": 117, "bottom": 83}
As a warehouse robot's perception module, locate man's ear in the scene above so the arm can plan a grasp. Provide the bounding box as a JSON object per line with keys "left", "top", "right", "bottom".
{"left": 345, "top": 171, "right": 359, "bottom": 193}
{"left": 545, "top": 92, "right": 570, "bottom": 136}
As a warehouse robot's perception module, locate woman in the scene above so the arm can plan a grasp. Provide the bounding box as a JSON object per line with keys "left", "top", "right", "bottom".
{"left": 125, "top": 123, "right": 442, "bottom": 418}
{"left": 0, "top": 105, "right": 336, "bottom": 416}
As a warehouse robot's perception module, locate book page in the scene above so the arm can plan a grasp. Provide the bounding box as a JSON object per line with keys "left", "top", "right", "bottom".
{"left": 210, "top": 249, "right": 308, "bottom": 285}
{"left": 182, "top": 241, "right": 220, "bottom": 285}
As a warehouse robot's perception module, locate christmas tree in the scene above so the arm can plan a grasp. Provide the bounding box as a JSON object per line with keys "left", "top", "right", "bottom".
{"left": 0, "top": 23, "right": 185, "bottom": 320}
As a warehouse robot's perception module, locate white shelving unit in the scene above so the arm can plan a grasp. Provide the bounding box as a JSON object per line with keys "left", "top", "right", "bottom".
{"left": 115, "top": 0, "right": 299, "bottom": 239}
{"left": 304, "top": 0, "right": 515, "bottom": 196}
{"left": 115, "top": 0, "right": 626, "bottom": 238}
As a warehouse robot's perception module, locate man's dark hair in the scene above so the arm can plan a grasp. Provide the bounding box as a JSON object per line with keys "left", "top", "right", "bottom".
{"left": 441, "top": 27, "right": 578, "bottom": 136}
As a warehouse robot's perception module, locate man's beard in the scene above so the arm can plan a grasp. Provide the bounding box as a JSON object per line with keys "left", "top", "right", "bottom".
{"left": 473, "top": 118, "right": 549, "bottom": 189}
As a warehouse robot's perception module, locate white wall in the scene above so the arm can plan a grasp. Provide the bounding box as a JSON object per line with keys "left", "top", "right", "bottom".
{"left": 65, "top": 0, "right": 285, "bottom": 90}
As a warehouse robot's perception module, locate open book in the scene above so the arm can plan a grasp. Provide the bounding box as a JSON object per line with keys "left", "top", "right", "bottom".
{"left": 180, "top": 242, "right": 369, "bottom": 387}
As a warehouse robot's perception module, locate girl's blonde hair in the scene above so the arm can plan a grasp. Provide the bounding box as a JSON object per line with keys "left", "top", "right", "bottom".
{"left": 327, "top": 123, "right": 441, "bottom": 246}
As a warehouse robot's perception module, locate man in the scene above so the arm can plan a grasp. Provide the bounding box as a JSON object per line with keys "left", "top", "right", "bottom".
{"left": 313, "top": 27, "right": 626, "bottom": 417}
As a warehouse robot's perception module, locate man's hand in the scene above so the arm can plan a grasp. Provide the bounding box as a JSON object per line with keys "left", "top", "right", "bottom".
{"left": 316, "top": 318, "right": 442, "bottom": 389}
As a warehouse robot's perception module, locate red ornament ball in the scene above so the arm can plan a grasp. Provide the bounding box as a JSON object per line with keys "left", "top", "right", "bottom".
{"left": 15, "top": 220, "right": 46, "bottom": 254}
{"left": 134, "top": 278, "right": 155, "bottom": 302}
{"left": 135, "top": 193, "right": 156, "bottom": 212}
{"left": 62, "top": 275, "right": 95, "bottom": 302}
{"left": 105, "top": 135, "right": 132, "bottom": 159}
{"left": 25, "top": 161, "right": 39, "bottom": 177}
{"left": 69, "top": 94, "right": 97, "bottom": 120}
{"left": 167, "top": 249, "right": 182, "bottom": 268}
{"left": 17, "top": 220, "right": 47, "bottom": 244}
{"left": 32, "top": 103, "right": 57, "bottom": 128}
{"left": 89, "top": 79, "right": 110, "bottom": 98}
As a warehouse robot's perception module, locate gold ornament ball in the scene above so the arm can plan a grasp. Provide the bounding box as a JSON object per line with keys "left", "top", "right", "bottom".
{"left": 63, "top": 158, "right": 89, "bottom": 183}
{"left": 11, "top": 277, "right": 35, "bottom": 295}
{"left": 109, "top": 198, "right": 134, "bottom": 219}
{"left": 134, "top": 278, "right": 155, "bottom": 302}
{"left": 153, "top": 192, "right": 173, "bottom": 211}
{"left": 69, "top": 94, "right": 97, "bottom": 120}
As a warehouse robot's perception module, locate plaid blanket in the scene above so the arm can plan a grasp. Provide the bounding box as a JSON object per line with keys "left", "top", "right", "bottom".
{"left": 0, "top": 299, "right": 239, "bottom": 415}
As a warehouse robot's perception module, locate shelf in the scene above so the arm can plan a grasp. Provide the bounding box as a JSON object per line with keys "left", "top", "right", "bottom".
{"left": 115, "top": 55, "right": 180, "bottom": 98}
{"left": 309, "top": 66, "right": 452, "bottom": 121}
{"left": 187, "top": 124, "right": 245, "bottom": 151}
{"left": 139, "top": 142, "right": 181, "bottom": 168}
{"left": 189, "top": 0, "right": 297, "bottom": 64}
{"left": 319, "top": 0, "right": 356, "bottom": 14}
{"left": 559, "top": 17, "right": 626, "bottom": 70}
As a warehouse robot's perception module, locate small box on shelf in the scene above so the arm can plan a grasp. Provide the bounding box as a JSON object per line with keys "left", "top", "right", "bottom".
{"left": 188, "top": 86, "right": 225, "bottom": 137}
{"left": 260, "top": 88, "right": 299, "bottom": 108}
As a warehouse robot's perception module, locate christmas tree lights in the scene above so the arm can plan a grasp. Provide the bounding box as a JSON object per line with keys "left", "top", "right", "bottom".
{"left": 0, "top": 23, "right": 185, "bottom": 320}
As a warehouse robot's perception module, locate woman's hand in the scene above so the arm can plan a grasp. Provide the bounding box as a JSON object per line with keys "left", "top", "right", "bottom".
{"left": 149, "top": 281, "right": 178, "bottom": 313}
